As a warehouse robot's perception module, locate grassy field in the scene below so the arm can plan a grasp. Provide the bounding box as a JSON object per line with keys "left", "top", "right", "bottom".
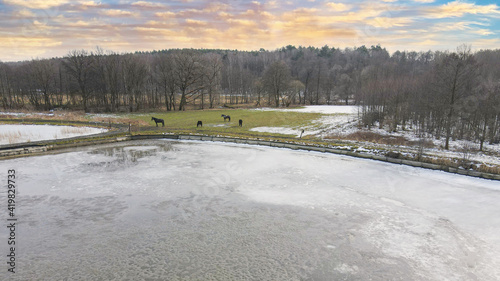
{"left": 0, "top": 108, "right": 324, "bottom": 139}
{"left": 2, "top": 108, "right": 500, "bottom": 175}
{"left": 128, "top": 109, "right": 322, "bottom": 138}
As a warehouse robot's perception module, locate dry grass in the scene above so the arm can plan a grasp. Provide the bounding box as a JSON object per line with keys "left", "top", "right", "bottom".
{"left": 478, "top": 165, "right": 500, "bottom": 175}
{"left": 421, "top": 156, "right": 500, "bottom": 175}
{"left": 1, "top": 109, "right": 149, "bottom": 127}
{"left": 59, "top": 126, "right": 96, "bottom": 136}
{"left": 0, "top": 131, "right": 23, "bottom": 144}
{"left": 0, "top": 110, "right": 89, "bottom": 121}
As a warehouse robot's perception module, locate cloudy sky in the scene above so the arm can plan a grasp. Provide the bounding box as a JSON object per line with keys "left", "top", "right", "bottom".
{"left": 1, "top": 0, "right": 499, "bottom": 61}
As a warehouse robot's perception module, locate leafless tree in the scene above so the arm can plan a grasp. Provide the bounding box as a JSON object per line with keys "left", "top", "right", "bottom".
{"left": 154, "top": 54, "right": 177, "bottom": 111}
{"left": 122, "top": 54, "right": 148, "bottom": 112}
{"left": 174, "top": 50, "right": 205, "bottom": 111}
{"left": 30, "top": 58, "right": 56, "bottom": 110}
{"left": 288, "top": 80, "right": 305, "bottom": 107}
{"left": 434, "top": 45, "right": 478, "bottom": 149}
{"left": 202, "top": 53, "right": 222, "bottom": 109}
{"left": 263, "top": 60, "right": 291, "bottom": 107}
{"left": 63, "top": 50, "right": 94, "bottom": 112}
{"left": 0, "top": 62, "right": 14, "bottom": 109}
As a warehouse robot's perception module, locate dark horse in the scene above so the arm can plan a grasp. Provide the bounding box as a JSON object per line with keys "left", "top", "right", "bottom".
{"left": 239, "top": 119, "right": 243, "bottom": 127}
{"left": 197, "top": 121, "right": 203, "bottom": 127}
{"left": 151, "top": 117, "right": 164, "bottom": 127}
{"left": 221, "top": 114, "right": 231, "bottom": 122}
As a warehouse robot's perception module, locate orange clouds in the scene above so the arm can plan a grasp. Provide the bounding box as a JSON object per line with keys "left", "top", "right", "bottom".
{"left": 131, "top": 1, "right": 166, "bottom": 8}
{"left": 366, "top": 17, "right": 413, "bottom": 28}
{"left": 1, "top": 35, "right": 62, "bottom": 60}
{"left": 0, "top": 0, "right": 499, "bottom": 61}
{"left": 424, "top": 1, "right": 500, "bottom": 18}
{"left": 326, "top": 2, "right": 352, "bottom": 12}
{"left": 3, "top": 0, "right": 68, "bottom": 9}
{"left": 274, "top": 7, "right": 357, "bottom": 43}
{"left": 79, "top": 1, "right": 101, "bottom": 8}
{"left": 100, "top": 9, "right": 137, "bottom": 17}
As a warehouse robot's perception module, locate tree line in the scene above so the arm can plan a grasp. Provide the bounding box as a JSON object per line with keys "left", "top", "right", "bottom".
{"left": 0, "top": 44, "right": 499, "bottom": 149}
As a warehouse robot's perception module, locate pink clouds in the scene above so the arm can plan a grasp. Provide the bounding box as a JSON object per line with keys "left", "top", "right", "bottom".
{"left": 0, "top": 0, "right": 499, "bottom": 62}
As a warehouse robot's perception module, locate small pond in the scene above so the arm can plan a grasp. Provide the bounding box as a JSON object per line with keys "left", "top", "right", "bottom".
{"left": 1, "top": 139, "right": 499, "bottom": 280}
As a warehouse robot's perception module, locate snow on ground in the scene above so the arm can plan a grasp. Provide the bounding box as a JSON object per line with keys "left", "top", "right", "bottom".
{"left": 85, "top": 113, "right": 122, "bottom": 119}
{"left": 1, "top": 139, "right": 499, "bottom": 280}
{"left": 0, "top": 124, "right": 107, "bottom": 145}
{"left": 333, "top": 124, "right": 500, "bottom": 166}
{"left": 250, "top": 126, "right": 305, "bottom": 137}
{"left": 250, "top": 111, "right": 359, "bottom": 137}
{"left": 251, "top": 105, "right": 360, "bottom": 137}
{"left": 252, "top": 105, "right": 500, "bottom": 166}
{"left": 0, "top": 111, "right": 54, "bottom": 117}
{"left": 254, "top": 105, "right": 359, "bottom": 114}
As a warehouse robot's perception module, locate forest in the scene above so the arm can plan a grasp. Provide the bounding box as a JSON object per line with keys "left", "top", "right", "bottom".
{"left": 0, "top": 44, "right": 499, "bottom": 149}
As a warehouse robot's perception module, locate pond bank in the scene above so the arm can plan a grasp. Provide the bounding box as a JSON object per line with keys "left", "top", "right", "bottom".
{"left": 2, "top": 131, "right": 499, "bottom": 181}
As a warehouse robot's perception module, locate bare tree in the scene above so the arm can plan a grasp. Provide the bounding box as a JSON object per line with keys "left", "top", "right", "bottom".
{"left": 174, "top": 50, "right": 204, "bottom": 111}
{"left": 63, "top": 50, "right": 94, "bottom": 112}
{"left": 288, "top": 80, "right": 305, "bottom": 106}
{"left": 122, "top": 54, "right": 148, "bottom": 112}
{"left": 154, "top": 54, "right": 177, "bottom": 111}
{"left": 202, "top": 53, "right": 222, "bottom": 109}
{"left": 434, "top": 45, "right": 478, "bottom": 149}
{"left": 30, "top": 59, "right": 56, "bottom": 110}
{"left": 263, "top": 60, "right": 291, "bottom": 107}
{"left": 0, "top": 62, "right": 14, "bottom": 109}
{"left": 338, "top": 73, "right": 353, "bottom": 105}
{"left": 473, "top": 80, "right": 500, "bottom": 150}
{"left": 102, "top": 52, "right": 122, "bottom": 112}
{"left": 252, "top": 78, "right": 265, "bottom": 107}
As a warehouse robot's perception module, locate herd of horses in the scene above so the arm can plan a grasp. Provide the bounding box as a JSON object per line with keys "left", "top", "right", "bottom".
{"left": 151, "top": 114, "right": 242, "bottom": 128}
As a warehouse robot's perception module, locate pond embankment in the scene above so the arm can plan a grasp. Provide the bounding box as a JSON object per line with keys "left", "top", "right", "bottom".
{"left": 2, "top": 128, "right": 499, "bottom": 181}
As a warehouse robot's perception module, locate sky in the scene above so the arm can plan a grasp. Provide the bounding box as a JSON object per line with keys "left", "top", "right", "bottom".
{"left": 0, "top": 0, "right": 499, "bottom": 62}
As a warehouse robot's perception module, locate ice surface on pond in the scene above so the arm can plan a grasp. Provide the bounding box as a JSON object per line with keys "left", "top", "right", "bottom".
{"left": 1, "top": 140, "right": 500, "bottom": 280}
{"left": 0, "top": 124, "right": 107, "bottom": 145}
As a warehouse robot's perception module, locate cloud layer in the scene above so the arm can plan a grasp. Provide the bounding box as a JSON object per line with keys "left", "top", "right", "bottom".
{"left": 0, "top": 0, "right": 499, "bottom": 61}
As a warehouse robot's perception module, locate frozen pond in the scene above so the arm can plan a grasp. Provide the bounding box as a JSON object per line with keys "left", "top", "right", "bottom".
{"left": 0, "top": 124, "right": 107, "bottom": 145}
{"left": 1, "top": 140, "right": 500, "bottom": 280}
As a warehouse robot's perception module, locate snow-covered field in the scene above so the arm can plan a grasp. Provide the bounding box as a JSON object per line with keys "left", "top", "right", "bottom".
{"left": 251, "top": 105, "right": 500, "bottom": 166}
{"left": 250, "top": 105, "right": 360, "bottom": 137}
{"left": 254, "top": 105, "right": 359, "bottom": 114}
{"left": 0, "top": 111, "right": 54, "bottom": 117}
{"left": 0, "top": 124, "right": 107, "bottom": 145}
{"left": 1, "top": 139, "right": 499, "bottom": 280}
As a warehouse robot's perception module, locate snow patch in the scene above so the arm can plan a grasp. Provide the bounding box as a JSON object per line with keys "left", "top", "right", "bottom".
{"left": 249, "top": 126, "right": 305, "bottom": 137}
{"left": 0, "top": 124, "right": 107, "bottom": 145}
{"left": 254, "top": 105, "right": 359, "bottom": 114}
{"left": 254, "top": 106, "right": 500, "bottom": 166}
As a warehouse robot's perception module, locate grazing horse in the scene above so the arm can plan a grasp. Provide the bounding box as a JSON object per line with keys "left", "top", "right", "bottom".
{"left": 221, "top": 114, "right": 231, "bottom": 122}
{"left": 151, "top": 117, "right": 164, "bottom": 127}
{"left": 239, "top": 119, "right": 243, "bottom": 127}
{"left": 197, "top": 121, "right": 203, "bottom": 127}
